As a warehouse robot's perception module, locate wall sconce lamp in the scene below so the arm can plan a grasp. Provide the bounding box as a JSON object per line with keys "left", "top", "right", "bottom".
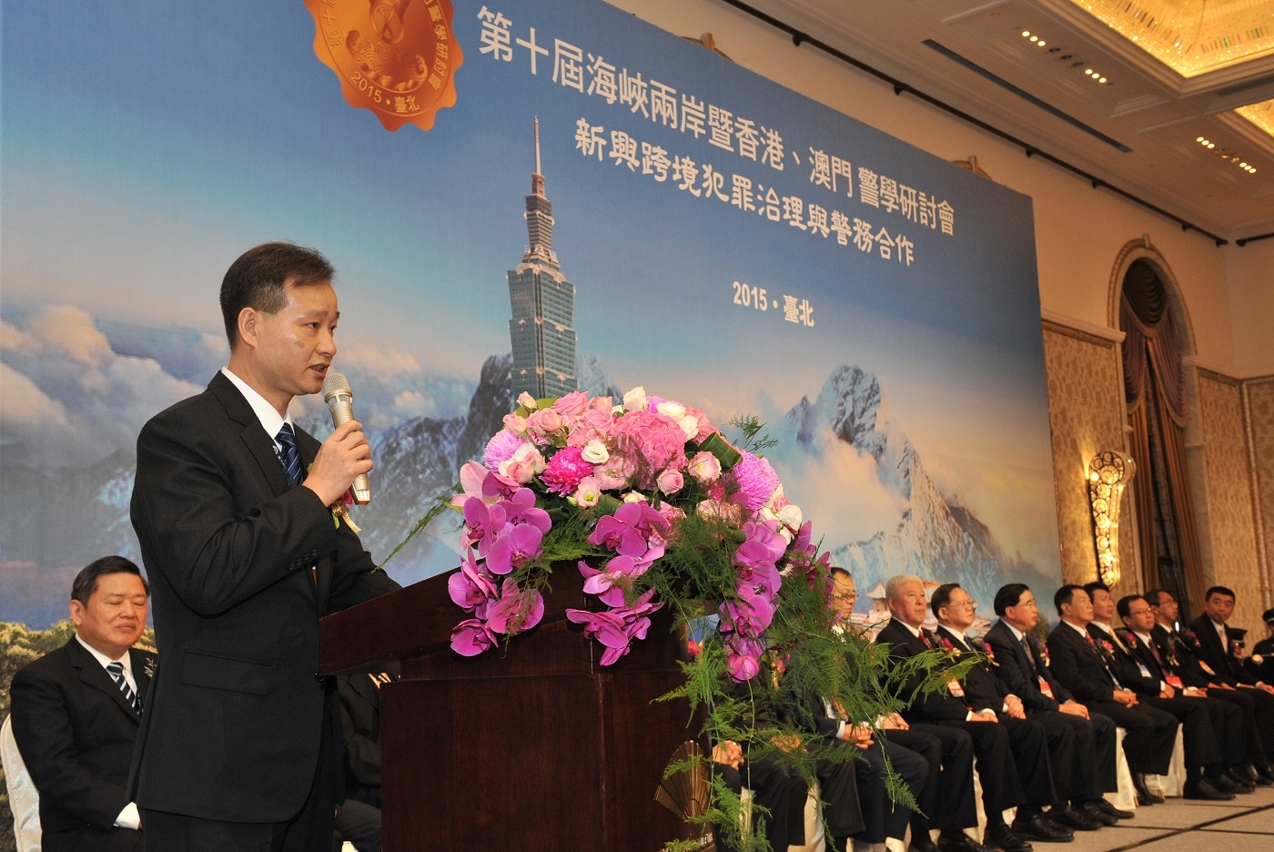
{"left": 1088, "top": 451, "right": 1135, "bottom": 587}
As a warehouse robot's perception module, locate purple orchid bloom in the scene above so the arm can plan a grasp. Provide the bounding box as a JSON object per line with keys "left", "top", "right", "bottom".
{"left": 498, "top": 487, "right": 552, "bottom": 534}
{"left": 485, "top": 580, "right": 545, "bottom": 636}
{"left": 587, "top": 513, "right": 647, "bottom": 554}
{"left": 451, "top": 618, "right": 497, "bottom": 657}
{"left": 485, "top": 523, "right": 544, "bottom": 575}
{"left": 462, "top": 497, "right": 507, "bottom": 553}
{"left": 447, "top": 549, "right": 497, "bottom": 611}
{"left": 725, "top": 636, "right": 767, "bottom": 682}
{"left": 718, "top": 587, "right": 776, "bottom": 637}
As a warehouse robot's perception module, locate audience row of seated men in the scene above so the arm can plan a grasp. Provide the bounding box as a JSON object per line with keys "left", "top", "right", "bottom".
{"left": 5, "top": 556, "right": 385, "bottom": 852}
{"left": 715, "top": 574, "right": 1274, "bottom": 852}
{"left": 9, "top": 556, "right": 1274, "bottom": 852}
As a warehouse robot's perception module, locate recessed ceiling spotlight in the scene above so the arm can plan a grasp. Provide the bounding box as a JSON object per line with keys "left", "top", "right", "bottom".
{"left": 1099, "top": 77, "right": 1107, "bottom": 83}
{"left": 1022, "top": 30, "right": 1031, "bottom": 37}
{"left": 1085, "top": 69, "right": 1093, "bottom": 75}
{"left": 1197, "top": 136, "right": 1205, "bottom": 142}
{"left": 1030, "top": 35, "right": 1039, "bottom": 42}
{"left": 1037, "top": 40, "right": 1046, "bottom": 47}
{"left": 1208, "top": 142, "right": 1215, "bottom": 148}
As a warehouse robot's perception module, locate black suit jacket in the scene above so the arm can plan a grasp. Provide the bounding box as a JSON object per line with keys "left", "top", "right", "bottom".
{"left": 1186, "top": 615, "right": 1255, "bottom": 685}
{"left": 1046, "top": 622, "right": 1125, "bottom": 703}
{"left": 9, "top": 638, "right": 153, "bottom": 850}
{"left": 129, "top": 371, "right": 400, "bottom": 822}
{"left": 932, "top": 625, "right": 1007, "bottom": 712}
{"left": 874, "top": 618, "right": 970, "bottom": 722}
{"left": 983, "top": 620, "right": 1072, "bottom": 712}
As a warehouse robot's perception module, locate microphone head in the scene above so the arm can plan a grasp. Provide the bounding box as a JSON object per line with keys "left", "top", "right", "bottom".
{"left": 322, "top": 370, "right": 352, "bottom": 406}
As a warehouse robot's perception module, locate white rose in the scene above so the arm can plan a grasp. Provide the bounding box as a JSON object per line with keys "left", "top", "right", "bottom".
{"left": 676, "top": 414, "right": 699, "bottom": 440}
{"left": 581, "top": 439, "right": 610, "bottom": 464}
{"left": 777, "top": 503, "right": 803, "bottom": 530}
{"left": 622, "top": 491, "right": 646, "bottom": 503}
{"left": 655, "top": 401, "right": 686, "bottom": 421}
{"left": 622, "top": 386, "right": 647, "bottom": 412}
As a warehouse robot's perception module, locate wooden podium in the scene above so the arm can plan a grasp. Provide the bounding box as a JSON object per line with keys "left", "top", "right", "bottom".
{"left": 319, "top": 568, "right": 703, "bottom": 850}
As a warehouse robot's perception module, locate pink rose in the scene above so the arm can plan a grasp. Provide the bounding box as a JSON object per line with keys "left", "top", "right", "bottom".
{"left": 528, "top": 408, "right": 564, "bottom": 436}
{"left": 552, "top": 390, "right": 590, "bottom": 418}
{"left": 502, "top": 413, "right": 528, "bottom": 435}
{"left": 688, "top": 451, "right": 722, "bottom": 485}
{"left": 517, "top": 391, "right": 538, "bottom": 410}
{"left": 656, "top": 469, "right": 684, "bottom": 495}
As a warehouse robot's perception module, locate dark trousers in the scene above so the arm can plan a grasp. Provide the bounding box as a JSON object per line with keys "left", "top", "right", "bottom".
{"left": 995, "top": 716, "right": 1057, "bottom": 808}
{"left": 886, "top": 724, "right": 978, "bottom": 833}
{"left": 1086, "top": 700, "right": 1177, "bottom": 776}
{"left": 142, "top": 715, "right": 338, "bottom": 852}
{"left": 1141, "top": 694, "right": 1226, "bottom": 770}
{"left": 715, "top": 756, "right": 810, "bottom": 852}
{"left": 42, "top": 826, "right": 143, "bottom": 852}
{"left": 1207, "top": 687, "right": 1272, "bottom": 769}
{"left": 855, "top": 739, "right": 929, "bottom": 842}
{"left": 933, "top": 719, "right": 1025, "bottom": 816}
{"left": 333, "top": 799, "right": 381, "bottom": 852}
{"left": 1029, "top": 709, "right": 1117, "bottom": 800}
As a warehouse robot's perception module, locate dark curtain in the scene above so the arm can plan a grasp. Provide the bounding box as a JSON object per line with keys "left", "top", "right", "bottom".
{"left": 1121, "top": 259, "right": 1204, "bottom": 613}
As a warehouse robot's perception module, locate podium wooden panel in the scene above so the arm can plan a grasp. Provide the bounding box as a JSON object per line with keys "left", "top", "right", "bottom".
{"left": 319, "top": 567, "right": 702, "bottom": 851}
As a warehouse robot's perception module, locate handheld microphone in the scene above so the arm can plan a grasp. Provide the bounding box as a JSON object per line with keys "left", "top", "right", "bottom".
{"left": 322, "top": 371, "right": 371, "bottom": 505}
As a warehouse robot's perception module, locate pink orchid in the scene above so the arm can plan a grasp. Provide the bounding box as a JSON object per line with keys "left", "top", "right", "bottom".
{"left": 448, "top": 550, "right": 497, "bottom": 611}
{"left": 451, "top": 618, "right": 498, "bottom": 657}
{"left": 485, "top": 580, "right": 545, "bottom": 635}
{"left": 462, "top": 497, "right": 507, "bottom": 553}
{"left": 719, "top": 588, "right": 776, "bottom": 637}
{"left": 485, "top": 523, "right": 543, "bottom": 575}
{"left": 497, "top": 487, "right": 552, "bottom": 534}
{"left": 450, "top": 460, "right": 498, "bottom": 510}
{"left": 725, "top": 636, "right": 767, "bottom": 682}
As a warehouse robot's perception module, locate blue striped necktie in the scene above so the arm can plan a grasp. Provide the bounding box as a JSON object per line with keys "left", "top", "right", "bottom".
{"left": 277, "top": 424, "right": 303, "bottom": 487}
{"left": 106, "top": 661, "right": 142, "bottom": 715}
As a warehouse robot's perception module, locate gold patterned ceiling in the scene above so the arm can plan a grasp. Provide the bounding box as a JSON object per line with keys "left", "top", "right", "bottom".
{"left": 1237, "top": 97, "right": 1274, "bottom": 133}
{"left": 1067, "top": 0, "right": 1274, "bottom": 77}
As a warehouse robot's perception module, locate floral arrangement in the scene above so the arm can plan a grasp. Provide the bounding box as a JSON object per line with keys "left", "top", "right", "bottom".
{"left": 389, "top": 385, "right": 954, "bottom": 852}
{"left": 443, "top": 386, "right": 810, "bottom": 681}
{"left": 981, "top": 640, "right": 999, "bottom": 666}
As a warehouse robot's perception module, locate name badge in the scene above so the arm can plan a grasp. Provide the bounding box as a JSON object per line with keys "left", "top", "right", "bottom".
{"left": 1039, "top": 676, "right": 1055, "bottom": 699}
{"left": 947, "top": 678, "right": 965, "bottom": 698}
{"left": 1166, "top": 674, "right": 1184, "bottom": 689}
{"left": 1137, "top": 662, "right": 1152, "bottom": 679}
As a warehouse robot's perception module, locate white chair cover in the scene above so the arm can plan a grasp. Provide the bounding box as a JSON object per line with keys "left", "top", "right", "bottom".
{"left": 1, "top": 714, "right": 42, "bottom": 852}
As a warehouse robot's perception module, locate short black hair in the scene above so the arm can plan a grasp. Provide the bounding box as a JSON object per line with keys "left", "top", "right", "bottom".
{"left": 1083, "top": 581, "right": 1110, "bottom": 600}
{"left": 1054, "top": 584, "right": 1085, "bottom": 617}
{"left": 71, "top": 555, "right": 148, "bottom": 606}
{"left": 829, "top": 566, "right": 852, "bottom": 580}
{"left": 1144, "top": 588, "right": 1170, "bottom": 607}
{"left": 1205, "top": 586, "right": 1236, "bottom": 602}
{"left": 931, "top": 583, "right": 962, "bottom": 619}
{"left": 994, "top": 583, "right": 1030, "bottom": 616}
{"left": 1116, "top": 594, "right": 1147, "bottom": 620}
{"left": 220, "top": 242, "right": 334, "bottom": 348}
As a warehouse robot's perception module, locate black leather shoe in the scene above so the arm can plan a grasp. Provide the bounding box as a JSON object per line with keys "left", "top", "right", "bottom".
{"left": 937, "top": 833, "right": 987, "bottom": 852}
{"left": 1184, "top": 778, "right": 1236, "bottom": 800}
{"left": 910, "top": 836, "right": 940, "bottom": 852}
{"left": 1048, "top": 807, "right": 1101, "bottom": 832}
{"left": 1092, "top": 799, "right": 1134, "bottom": 820}
{"left": 1253, "top": 765, "right": 1274, "bottom": 786}
{"left": 1214, "top": 772, "right": 1253, "bottom": 794}
{"left": 983, "top": 823, "right": 1033, "bottom": 852}
{"left": 1132, "top": 773, "right": 1163, "bottom": 805}
{"left": 1011, "top": 814, "right": 1075, "bottom": 843}
{"left": 1077, "top": 801, "right": 1120, "bottom": 826}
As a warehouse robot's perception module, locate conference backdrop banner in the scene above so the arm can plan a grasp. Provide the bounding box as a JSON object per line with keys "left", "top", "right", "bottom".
{"left": 1, "top": 0, "right": 1060, "bottom": 631}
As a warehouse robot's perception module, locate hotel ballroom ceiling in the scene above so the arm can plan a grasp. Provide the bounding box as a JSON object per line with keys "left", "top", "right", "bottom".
{"left": 748, "top": 0, "right": 1274, "bottom": 240}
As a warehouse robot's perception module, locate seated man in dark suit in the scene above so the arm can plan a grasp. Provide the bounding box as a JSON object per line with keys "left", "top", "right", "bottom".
{"left": 875, "top": 574, "right": 1062, "bottom": 852}
{"left": 1253, "top": 609, "right": 1274, "bottom": 685}
{"left": 334, "top": 672, "right": 392, "bottom": 852}
{"left": 1045, "top": 585, "right": 1177, "bottom": 807}
{"left": 1180, "top": 586, "right": 1274, "bottom": 783}
{"left": 930, "top": 585, "right": 1088, "bottom": 835}
{"left": 978, "top": 584, "right": 1127, "bottom": 828}
{"left": 830, "top": 568, "right": 984, "bottom": 852}
{"left": 9, "top": 555, "right": 154, "bottom": 852}
{"left": 1115, "top": 594, "right": 1243, "bottom": 799}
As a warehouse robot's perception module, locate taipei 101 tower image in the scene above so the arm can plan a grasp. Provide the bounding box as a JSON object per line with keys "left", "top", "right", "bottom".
{"left": 507, "top": 117, "right": 578, "bottom": 398}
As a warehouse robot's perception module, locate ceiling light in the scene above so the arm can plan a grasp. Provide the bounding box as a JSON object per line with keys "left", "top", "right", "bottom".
{"left": 1099, "top": 77, "right": 1107, "bottom": 83}
{"left": 1022, "top": 30, "right": 1031, "bottom": 37}
{"left": 1037, "top": 40, "right": 1047, "bottom": 47}
{"left": 1208, "top": 142, "right": 1215, "bottom": 148}
{"left": 1030, "top": 35, "right": 1039, "bottom": 42}
{"left": 1085, "top": 68, "right": 1093, "bottom": 74}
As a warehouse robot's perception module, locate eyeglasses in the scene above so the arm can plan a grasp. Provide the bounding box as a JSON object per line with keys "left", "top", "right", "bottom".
{"left": 833, "top": 592, "right": 859, "bottom": 603}
{"left": 946, "top": 600, "right": 977, "bottom": 611}
{"left": 1126, "top": 607, "right": 1151, "bottom": 616}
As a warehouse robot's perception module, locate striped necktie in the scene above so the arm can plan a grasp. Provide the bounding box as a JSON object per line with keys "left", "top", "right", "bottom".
{"left": 106, "top": 661, "right": 142, "bottom": 715}
{"left": 276, "top": 424, "right": 303, "bottom": 487}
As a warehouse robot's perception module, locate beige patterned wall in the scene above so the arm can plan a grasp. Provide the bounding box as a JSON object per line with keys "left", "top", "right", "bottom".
{"left": 1041, "top": 322, "right": 1136, "bottom": 594}
{"left": 1196, "top": 371, "right": 1264, "bottom": 633}
{"left": 1244, "top": 377, "right": 1274, "bottom": 628}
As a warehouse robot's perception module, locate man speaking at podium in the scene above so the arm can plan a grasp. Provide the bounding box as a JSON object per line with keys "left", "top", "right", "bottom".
{"left": 130, "top": 243, "right": 400, "bottom": 851}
